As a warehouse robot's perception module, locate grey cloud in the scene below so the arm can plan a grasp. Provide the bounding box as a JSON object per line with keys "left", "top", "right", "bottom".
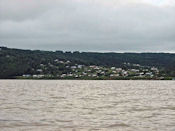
{"left": 0, "top": 0, "right": 175, "bottom": 52}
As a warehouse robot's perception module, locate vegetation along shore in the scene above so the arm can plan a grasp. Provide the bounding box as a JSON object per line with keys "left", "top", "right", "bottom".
{"left": 0, "top": 47, "right": 175, "bottom": 80}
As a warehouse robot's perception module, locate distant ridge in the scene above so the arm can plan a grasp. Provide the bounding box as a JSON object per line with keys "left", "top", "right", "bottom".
{"left": 0, "top": 47, "right": 175, "bottom": 79}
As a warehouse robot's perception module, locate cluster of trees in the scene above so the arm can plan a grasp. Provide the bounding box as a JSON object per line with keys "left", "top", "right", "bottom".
{"left": 0, "top": 47, "right": 175, "bottom": 79}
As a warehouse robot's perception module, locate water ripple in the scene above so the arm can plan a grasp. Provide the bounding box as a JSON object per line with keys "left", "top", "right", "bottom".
{"left": 0, "top": 80, "right": 175, "bottom": 131}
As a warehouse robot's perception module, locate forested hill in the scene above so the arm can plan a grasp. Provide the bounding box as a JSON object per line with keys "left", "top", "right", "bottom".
{"left": 0, "top": 47, "right": 175, "bottom": 79}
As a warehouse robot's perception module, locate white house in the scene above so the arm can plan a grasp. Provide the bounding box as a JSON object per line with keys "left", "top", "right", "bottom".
{"left": 71, "top": 66, "right": 77, "bottom": 69}
{"left": 111, "top": 67, "right": 116, "bottom": 70}
{"left": 78, "top": 65, "right": 83, "bottom": 69}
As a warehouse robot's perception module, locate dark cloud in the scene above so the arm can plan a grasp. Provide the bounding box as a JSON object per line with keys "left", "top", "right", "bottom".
{"left": 0, "top": 0, "right": 175, "bottom": 52}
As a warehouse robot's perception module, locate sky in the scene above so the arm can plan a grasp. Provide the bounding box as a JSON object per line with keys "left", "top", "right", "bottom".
{"left": 0, "top": 0, "right": 175, "bottom": 52}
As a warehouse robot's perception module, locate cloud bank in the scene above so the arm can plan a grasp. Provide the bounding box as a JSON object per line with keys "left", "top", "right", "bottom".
{"left": 0, "top": 0, "right": 175, "bottom": 52}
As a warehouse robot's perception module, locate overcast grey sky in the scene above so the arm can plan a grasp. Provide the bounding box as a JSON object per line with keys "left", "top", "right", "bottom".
{"left": 0, "top": 0, "right": 175, "bottom": 52}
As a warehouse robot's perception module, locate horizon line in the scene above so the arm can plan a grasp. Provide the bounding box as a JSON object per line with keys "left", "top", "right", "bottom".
{"left": 1, "top": 46, "right": 175, "bottom": 54}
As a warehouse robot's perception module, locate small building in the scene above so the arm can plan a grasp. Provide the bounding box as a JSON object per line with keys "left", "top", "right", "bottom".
{"left": 67, "top": 74, "right": 73, "bottom": 77}
{"left": 54, "top": 59, "right": 59, "bottom": 62}
{"left": 94, "top": 66, "right": 100, "bottom": 70}
{"left": 130, "top": 69, "right": 139, "bottom": 72}
{"left": 112, "top": 71, "right": 117, "bottom": 73}
{"left": 92, "top": 74, "right": 97, "bottom": 77}
{"left": 116, "top": 68, "right": 122, "bottom": 72}
{"left": 33, "top": 75, "right": 44, "bottom": 78}
{"left": 71, "top": 66, "right": 77, "bottom": 69}
{"left": 36, "top": 69, "right": 43, "bottom": 72}
{"left": 22, "top": 74, "right": 31, "bottom": 77}
{"left": 151, "top": 67, "right": 159, "bottom": 73}
{"left": 66, "top": 60, "right": 71, "bottom": 64}
{"left": 101, "top": 71, "right": 105, "bottom": 74}
{"left": 61, "top": 74, "right": 66, "bottom": 78}
{"left": 78, "top": 65, "right": 83, "bottom": 69}
{"left": 111, "top": 67, "right": 116, "bottom": 70}
{"left": 122, "top": 71, "right": 128, "bottom": 76}
{"left": 75, "top": 75, "right": 79, "bottom": 78}
{"left": 59, "top": 61, "right": 64, "bottom": 64}
{"left": 110, "top": 74, "right": 114, "bottom": 77}
{"left": 82, "top": 72, "right": 87, "bottom": 75}
{"left": 133, "top": 64, "right": 140, "bottom": 67}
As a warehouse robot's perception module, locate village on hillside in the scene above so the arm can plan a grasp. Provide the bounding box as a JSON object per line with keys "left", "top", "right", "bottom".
{"left": 20, "top": 59, "right": 168, "bottom": 80}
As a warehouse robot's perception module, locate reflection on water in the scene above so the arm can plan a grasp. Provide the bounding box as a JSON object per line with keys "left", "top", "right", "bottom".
{"left": 0, "top": 80, "right": 175, "bottom": 131}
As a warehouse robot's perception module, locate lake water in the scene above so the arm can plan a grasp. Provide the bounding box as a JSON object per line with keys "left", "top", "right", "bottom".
{"left": 0, "top": 80, "right": 175, "bottom": 131}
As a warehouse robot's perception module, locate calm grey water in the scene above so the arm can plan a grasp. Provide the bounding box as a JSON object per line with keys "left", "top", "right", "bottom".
{"left": 0, "top": 80, "right": 175, "bottom": 131}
